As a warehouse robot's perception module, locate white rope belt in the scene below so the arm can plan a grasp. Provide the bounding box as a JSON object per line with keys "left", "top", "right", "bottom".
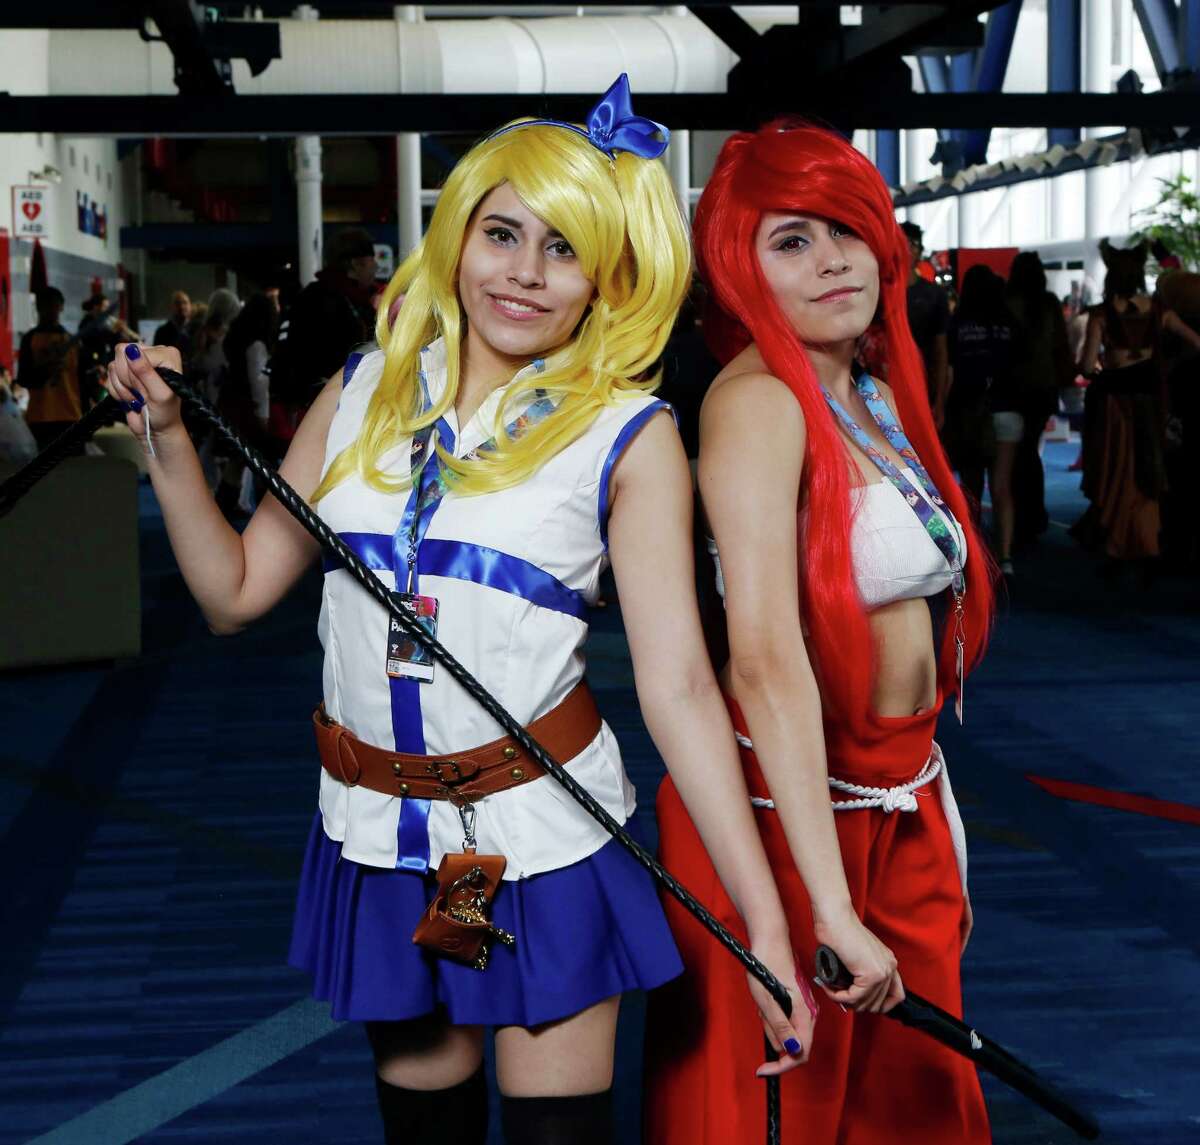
{"left": 737, "top": 732, "right": 943, "bottom": 814}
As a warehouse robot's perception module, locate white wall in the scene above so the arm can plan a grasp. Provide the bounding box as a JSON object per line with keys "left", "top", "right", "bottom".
{"left": 1, "top": 31, "right": 129, "bottom": 334}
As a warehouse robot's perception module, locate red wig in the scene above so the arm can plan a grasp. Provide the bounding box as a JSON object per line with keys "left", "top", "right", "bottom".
{"left": 695, "top": 121, "right": 993, "bottom": 723}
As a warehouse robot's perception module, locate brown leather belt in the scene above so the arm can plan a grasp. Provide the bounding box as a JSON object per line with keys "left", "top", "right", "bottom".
{"left": 314, "top": 681, "right": 601, "bottom": 802}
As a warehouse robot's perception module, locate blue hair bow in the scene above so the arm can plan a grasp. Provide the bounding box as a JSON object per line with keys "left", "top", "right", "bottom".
{"left": 485, "top": 74, "right": 670, "bottom": 160}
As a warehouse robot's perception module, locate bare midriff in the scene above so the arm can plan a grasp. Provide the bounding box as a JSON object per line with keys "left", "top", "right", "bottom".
{"left": 718, "top": 595, "right": 939, "bottom": 721}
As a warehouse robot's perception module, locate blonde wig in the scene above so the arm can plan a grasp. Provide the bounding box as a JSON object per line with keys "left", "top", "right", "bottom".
{"left": 312, "top": 122, "right": 691, "bottom": 502}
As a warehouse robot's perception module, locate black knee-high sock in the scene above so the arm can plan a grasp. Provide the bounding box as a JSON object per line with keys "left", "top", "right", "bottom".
{"left": 500, "top": 1090, "right": 613, "bottom": 1145}
{"left": 374, "top": 1066, "right": 488, "bottom": 1145}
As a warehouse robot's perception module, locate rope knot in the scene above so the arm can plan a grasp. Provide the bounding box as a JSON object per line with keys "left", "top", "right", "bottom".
{"left": 881, "top": 789, "right": 919, "bottom": 814}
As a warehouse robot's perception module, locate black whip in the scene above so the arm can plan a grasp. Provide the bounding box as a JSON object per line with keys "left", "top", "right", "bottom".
{"left": 815, "top": 946, "right": 1100, "bottom": 1139}
{"left": 0, "top": 376, "right": 793, "bottom": 1141}
{"left": 0, "top": 401, "right": 119, "bottom": 519}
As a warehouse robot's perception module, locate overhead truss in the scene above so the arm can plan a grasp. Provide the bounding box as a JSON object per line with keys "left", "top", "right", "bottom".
{"left": 0, "top": 2, "right": 1196, "bottom": 138}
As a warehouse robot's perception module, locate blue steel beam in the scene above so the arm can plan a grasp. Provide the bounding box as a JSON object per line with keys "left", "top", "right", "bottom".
{"left": 950, "top": 49, "right": 979, "bottom": 92}
{"left": 1048, "top": 0, "right": 1082, "bottom": 147}
{"left": 875, "top": 129, "right": 901, "bottom": 187}
{"left": 917, "top": 53, "right": 951, "bottom": 94}
{"left": 1182, "top": 0, "right": 1200, "bottom": 71}
{"left": 1133, "top": 0, "right": 1182, "bottom": 82}
{"left": 960, "top": 0, "right": 1023, "bottom": 165}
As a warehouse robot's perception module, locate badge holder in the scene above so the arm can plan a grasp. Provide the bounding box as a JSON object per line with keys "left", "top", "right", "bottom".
{"left": 953, "top": 588, "right": 966, "bottom": 725}
{"left": 411, "top": 801, "right": 516, "bottom": 970}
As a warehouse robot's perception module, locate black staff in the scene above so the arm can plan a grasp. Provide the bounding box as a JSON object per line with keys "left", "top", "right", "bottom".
{"left": 816, "top": 946, "right": 1100, "bottom": 1139}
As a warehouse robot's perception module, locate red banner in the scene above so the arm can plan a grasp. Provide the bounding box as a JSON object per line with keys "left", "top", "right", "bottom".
{"left": 0, "top": 231, "right": 12, "bottom": 374}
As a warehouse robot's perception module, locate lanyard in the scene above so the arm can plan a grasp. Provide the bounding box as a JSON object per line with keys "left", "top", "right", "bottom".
{"left": 821, "top": 367, "right": 968, "bottom": 721}
{"left": 821, "top": 369, "right": 965, "bottom": 596}
{"left": 396, "top": 389, "right": 559, "bottom": 593}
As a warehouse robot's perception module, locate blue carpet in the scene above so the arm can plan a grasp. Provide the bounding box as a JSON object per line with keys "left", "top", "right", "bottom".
{"left": 1, "top": 442, "right": 1198, "bottom": 1143}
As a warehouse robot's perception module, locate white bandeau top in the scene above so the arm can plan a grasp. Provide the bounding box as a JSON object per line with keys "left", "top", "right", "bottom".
{"left": 709, "top": 468, "right": 967, "bottom": 611}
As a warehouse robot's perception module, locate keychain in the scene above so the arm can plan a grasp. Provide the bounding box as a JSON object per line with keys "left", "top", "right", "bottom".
{"left": 412, "top": 800, "right": 515, "bottom": 969}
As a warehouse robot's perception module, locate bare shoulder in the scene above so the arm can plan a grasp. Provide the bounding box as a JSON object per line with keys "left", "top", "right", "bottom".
{"left": 701, "top": 347, "right": 806, "bottom": 452}
{"left": 611, "top": 402, "right": 684, "bottom": 483}
{"left": 615, "top": 399, "right": 680, "bottom": 459}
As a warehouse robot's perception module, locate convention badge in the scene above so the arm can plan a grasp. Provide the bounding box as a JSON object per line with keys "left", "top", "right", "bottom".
{"left": 954, "top": 636, "right": 965, "bottom": 725}
{"left": 952, "top": 588, "right": 966, "bottom": 725}
{"left": 386, "top": 591, "right": 439, "bottom": 683}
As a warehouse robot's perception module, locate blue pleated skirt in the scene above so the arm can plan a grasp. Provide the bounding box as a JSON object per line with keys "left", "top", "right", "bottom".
{"left": 288, "top": 813, "right": 683, "bottom": 1027}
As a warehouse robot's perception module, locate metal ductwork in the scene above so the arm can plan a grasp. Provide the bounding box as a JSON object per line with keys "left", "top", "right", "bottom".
{"left": 40, "top": 13, "right": 734, "bottom": 97}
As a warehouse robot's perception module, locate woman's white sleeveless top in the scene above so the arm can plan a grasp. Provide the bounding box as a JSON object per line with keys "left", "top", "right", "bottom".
{"left": 315, "top": 340, "right": 671, "bottom": 879}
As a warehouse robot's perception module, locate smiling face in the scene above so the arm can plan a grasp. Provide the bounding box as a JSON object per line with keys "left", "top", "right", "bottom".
{"left": 754, "top": 212, "right": 880, "bottom": 348}
{"left": 457, "top": 183, "right": 595, "bottom": 368}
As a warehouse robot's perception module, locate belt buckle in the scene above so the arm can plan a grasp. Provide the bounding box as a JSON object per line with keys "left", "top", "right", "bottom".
{"left": 428, "top": 758, "right": 465, "bottom": 786}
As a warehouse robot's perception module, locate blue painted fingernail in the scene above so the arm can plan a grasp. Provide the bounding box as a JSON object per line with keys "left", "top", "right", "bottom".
{"left": 784, "top": 1038, "right": 802, "bottom": 1056}
{"left": 129, "top": 393, "right": 145, "bottom": 412}
{"left": 125, "top": 344, "right": 141, "bottom": 360}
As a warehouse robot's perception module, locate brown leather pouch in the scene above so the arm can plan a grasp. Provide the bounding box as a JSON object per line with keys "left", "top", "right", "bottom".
{"left": 412, "top": 851, "right": 514, "bottom": 970}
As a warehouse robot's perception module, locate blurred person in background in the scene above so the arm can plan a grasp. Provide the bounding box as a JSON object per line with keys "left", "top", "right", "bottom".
{"left": 184, "top": 299, "right": 209, "bottom": 353}
{"left": 899, "top": 220, "right": 950, "bottom": 420}
{"left": 268, "top": 227, "right": 379, "bottom": 449}
{"left": 153, "top": 291, "right": 194, "bottom": 360}
{"left": 1078, "top": 240, "right": 1155, "bottom": 378}
{"left": 945, "top": 265, "right": 1021, "bottom": 575}
{"left": 190, "top": 287, "right": 243, "bottom": 493}
{"left": 78, "top": 293, "right": 137, "bottom": 408}
{"left": 220, "top": 293, "right": 279, "bottom": 440}
{"left": 1005, "top": 251, "right": 1072, "bottom": 546}
{"left": 216, "top": 292, "right": 279, "bottom": 518}
{"left": 1073, "top": 241, "right": 1163, "bottom": 566}
{"left": 0, "top": 361, "right": 37, "bottom": 464}
{"left": 191, "top": 288, "right": 242, "bottom": 402}
{"left": 17, "top": 287, "right": 83, "bottom": 451}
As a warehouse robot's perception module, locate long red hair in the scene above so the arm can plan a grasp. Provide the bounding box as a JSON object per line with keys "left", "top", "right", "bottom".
{"left": 695, "top": 121, "right": 993, "bottom": 723}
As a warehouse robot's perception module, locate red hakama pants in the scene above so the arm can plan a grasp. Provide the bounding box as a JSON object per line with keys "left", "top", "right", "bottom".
{"left": 644, "top": 697, "right": 991, "bottom": 1145}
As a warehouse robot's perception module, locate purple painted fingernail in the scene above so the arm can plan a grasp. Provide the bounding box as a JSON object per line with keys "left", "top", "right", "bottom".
{"left": 129, "top": 392, "right": 145, "bottom": 413}
{"left": 784, "top": 1038, "right": 802, "bottom": 1056}
{"left": 125, "top": 344, "right": 141, "bottom": 360}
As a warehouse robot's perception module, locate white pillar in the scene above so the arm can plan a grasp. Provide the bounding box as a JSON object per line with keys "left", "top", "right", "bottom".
{"left": 667, "top": 129, "right": 691, "bottom": 221}
{"left": 1082, "top": 0, "right": 1114, "bottom": 296}
{"left": 958, "top": 191, "right": 984, "bottom": 250}
{"left": 295, "top": 135, "right": 323, "bottom": 286}
{"left": 397, "top": 133, "right": 422, "bottom": 258}
{"left": 395, "top": 5, "right": 423, "bottom": 258}
{"left": 294, "top": 4, "right": 322, "bottom": 286}
{"left": 1050, "top": 171, "right": 1073, "bottom": 242}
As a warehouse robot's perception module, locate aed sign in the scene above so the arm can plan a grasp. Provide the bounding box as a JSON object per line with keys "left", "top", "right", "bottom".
{"left": 12, "top": 186, "right": 50, "bottom": 240}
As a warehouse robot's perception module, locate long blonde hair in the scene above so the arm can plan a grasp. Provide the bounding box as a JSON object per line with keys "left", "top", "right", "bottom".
{"left": 312, "top": 122, "right": 691, "bottom": 503}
